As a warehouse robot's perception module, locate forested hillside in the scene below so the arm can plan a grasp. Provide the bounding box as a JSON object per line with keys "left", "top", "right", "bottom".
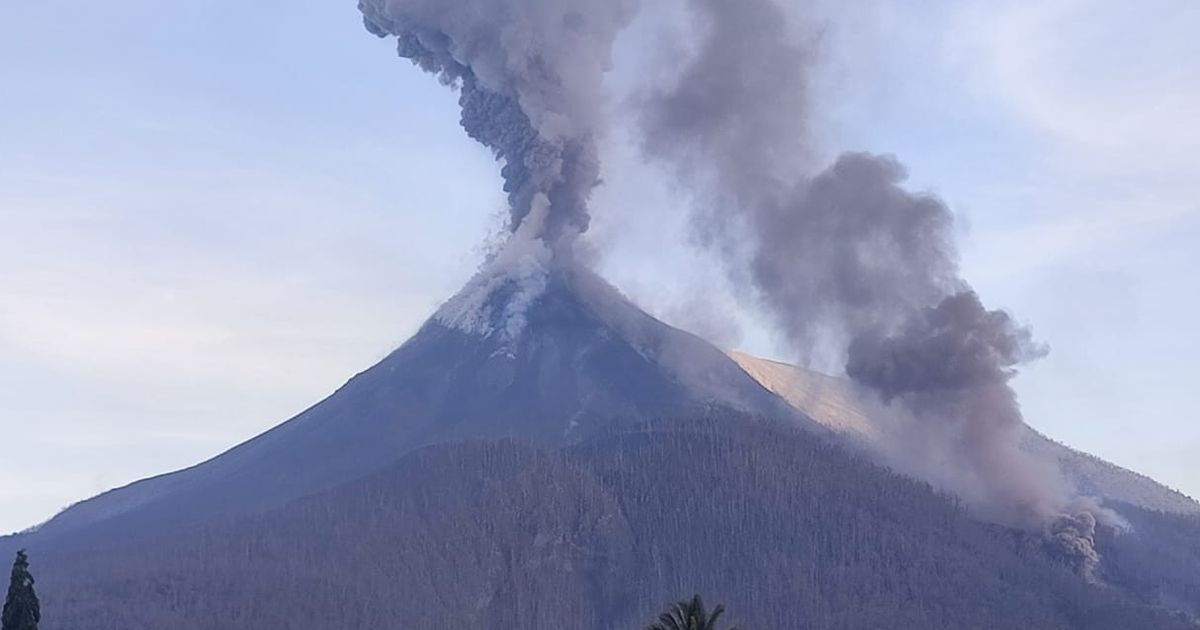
{"left": 1103, "top": 502, "right": 1200, "bottom": 618}
{"left": 28, "top": 416, "right": 1196, "bottom": 629}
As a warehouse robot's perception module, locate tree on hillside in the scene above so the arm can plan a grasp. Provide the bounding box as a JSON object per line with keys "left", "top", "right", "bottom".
{"left": 647, "top": 594, "right": 738, "bottom": 630}
{"left": 2, "top": 550, "right": 40, "bottom": 630}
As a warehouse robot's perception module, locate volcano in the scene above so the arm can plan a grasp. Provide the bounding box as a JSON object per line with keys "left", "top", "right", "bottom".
{"left": 22, "top": 263, "right": 796, "bottom": 546}
{"left": 4, "top": 264, "right": 1200, "bottom": 629}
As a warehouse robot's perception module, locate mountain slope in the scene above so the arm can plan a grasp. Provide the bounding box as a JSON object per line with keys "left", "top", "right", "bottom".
{"left": 6, "top": 265, "right": 1198, "bottom": 628}
{"left": 729, "top": 351, "right": 1200, "bottom": 516}
{"left": 9, "top": 266, "right": 795, "bottom": 547}
{"left": 28, "top": 418, "right": 1196, "bottom": 630}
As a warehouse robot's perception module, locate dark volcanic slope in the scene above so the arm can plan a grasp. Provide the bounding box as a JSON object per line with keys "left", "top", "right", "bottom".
{"left": 9, "top": 266, "right": 793, "bottom": 547}
{"left": 31, "top": 418, "right": 1195, "bottom": 630}
{"left": 7, "top": 264, "right": 1199, "bottom": 629}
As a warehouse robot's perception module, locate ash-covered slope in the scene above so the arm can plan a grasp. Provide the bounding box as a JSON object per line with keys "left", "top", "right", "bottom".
{"left": 11, "top": 266, "right": 794, "bottom": 547}
{"left": 729, "top": 352, "right": 1200, "bottom": 516}
{"left": 4, "top": 264, "right": 1198, "bottom": 628}
{"left": 28, "top": 419, "right": 1197, "bottom": 630}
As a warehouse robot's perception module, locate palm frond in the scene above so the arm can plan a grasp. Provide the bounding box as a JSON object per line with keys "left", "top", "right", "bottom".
{"left": 645, "top": 594, "right": 739, "bottom": 630}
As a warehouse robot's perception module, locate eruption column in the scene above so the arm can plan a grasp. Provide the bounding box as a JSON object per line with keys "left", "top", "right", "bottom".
{"left": 359, "top": 0, "right": 638, "bottom": 245}
{"left": 361, "top": 0, "right": 1116, "bottom": 552}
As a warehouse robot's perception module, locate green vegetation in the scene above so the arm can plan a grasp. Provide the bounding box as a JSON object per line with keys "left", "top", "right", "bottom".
{"left": 2, "top": 550, "right": 39, "bottom": 630}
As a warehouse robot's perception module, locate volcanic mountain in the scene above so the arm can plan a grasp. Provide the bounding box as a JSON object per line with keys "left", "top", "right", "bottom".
{"left": 16, "top": 263, "right": 797, "bottom": 547}
{"left": 4, "top": 263, "right": 1199, "bottom": 629}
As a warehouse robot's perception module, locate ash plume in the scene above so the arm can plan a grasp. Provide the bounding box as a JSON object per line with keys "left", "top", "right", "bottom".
{"left": 359, "top": 0, "right": 639, "bottom": 244}
{"left": 845, "top": 291, "right": 1057, "bottom": 526}
{"left": 635, "top": 0, "right": 1096, "bottom": 532}
{"left": 360, "top": 0, "right": 1114, "bottom": 552}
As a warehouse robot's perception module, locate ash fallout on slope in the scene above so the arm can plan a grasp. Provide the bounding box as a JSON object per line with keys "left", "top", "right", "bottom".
{"left": 357, "top": 0, "right": 1120, "bottom": 565}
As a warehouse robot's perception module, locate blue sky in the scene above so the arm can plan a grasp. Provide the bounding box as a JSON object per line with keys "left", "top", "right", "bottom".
{"left": 1, "top": 0, "right": 1197, "bottom": 533}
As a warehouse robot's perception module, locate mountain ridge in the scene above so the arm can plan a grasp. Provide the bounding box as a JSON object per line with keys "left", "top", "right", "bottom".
{"left": 727, "top": 351, "right": 1200, "bottom": 516}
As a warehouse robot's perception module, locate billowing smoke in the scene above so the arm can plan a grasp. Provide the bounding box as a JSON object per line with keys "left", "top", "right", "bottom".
{"left": 359, "top": 0, "right": 639, "bottom": 244}
{"left": 846, "top": 291, "right": 1056, "bottom": 525}
{"left": 1049, "top": 510, "right": 1102, "bottom": 581}
{"left": 634, "top": 0, "right": 1096, "bottom": 533}
{"left": 360, "top": 0, "right": 1115, "bottom": 555}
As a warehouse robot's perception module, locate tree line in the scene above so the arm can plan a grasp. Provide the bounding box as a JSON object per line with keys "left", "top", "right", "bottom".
{"left": 5, "top": 548, "right": 735, "bottom": 629}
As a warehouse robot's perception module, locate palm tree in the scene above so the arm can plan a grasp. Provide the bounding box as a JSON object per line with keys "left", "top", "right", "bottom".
{"left": 646, "top": 594, "right": 738, "bottom": 630}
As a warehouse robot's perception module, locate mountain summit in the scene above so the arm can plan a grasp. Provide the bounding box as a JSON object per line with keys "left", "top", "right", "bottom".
{"left": 25, "top": 262, "right": 795, "bottom": 544}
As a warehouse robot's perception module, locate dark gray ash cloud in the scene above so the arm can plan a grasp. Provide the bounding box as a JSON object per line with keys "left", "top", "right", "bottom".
{"left": 359, "top": 0, "right": 639, "bottom": 243}
{"left": 1049, "top": 510, "right": 1102, "bottom": 580}
{"left": 636, "top": 0, "right": 1083, "bottom": 529}
{"left": 846, "top": 291, "right": 1048, "bottom": 401}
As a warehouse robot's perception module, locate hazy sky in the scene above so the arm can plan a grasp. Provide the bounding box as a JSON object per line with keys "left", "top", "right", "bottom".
{"left": 1, "top": 0, "right": 1197, "bottom": 534}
